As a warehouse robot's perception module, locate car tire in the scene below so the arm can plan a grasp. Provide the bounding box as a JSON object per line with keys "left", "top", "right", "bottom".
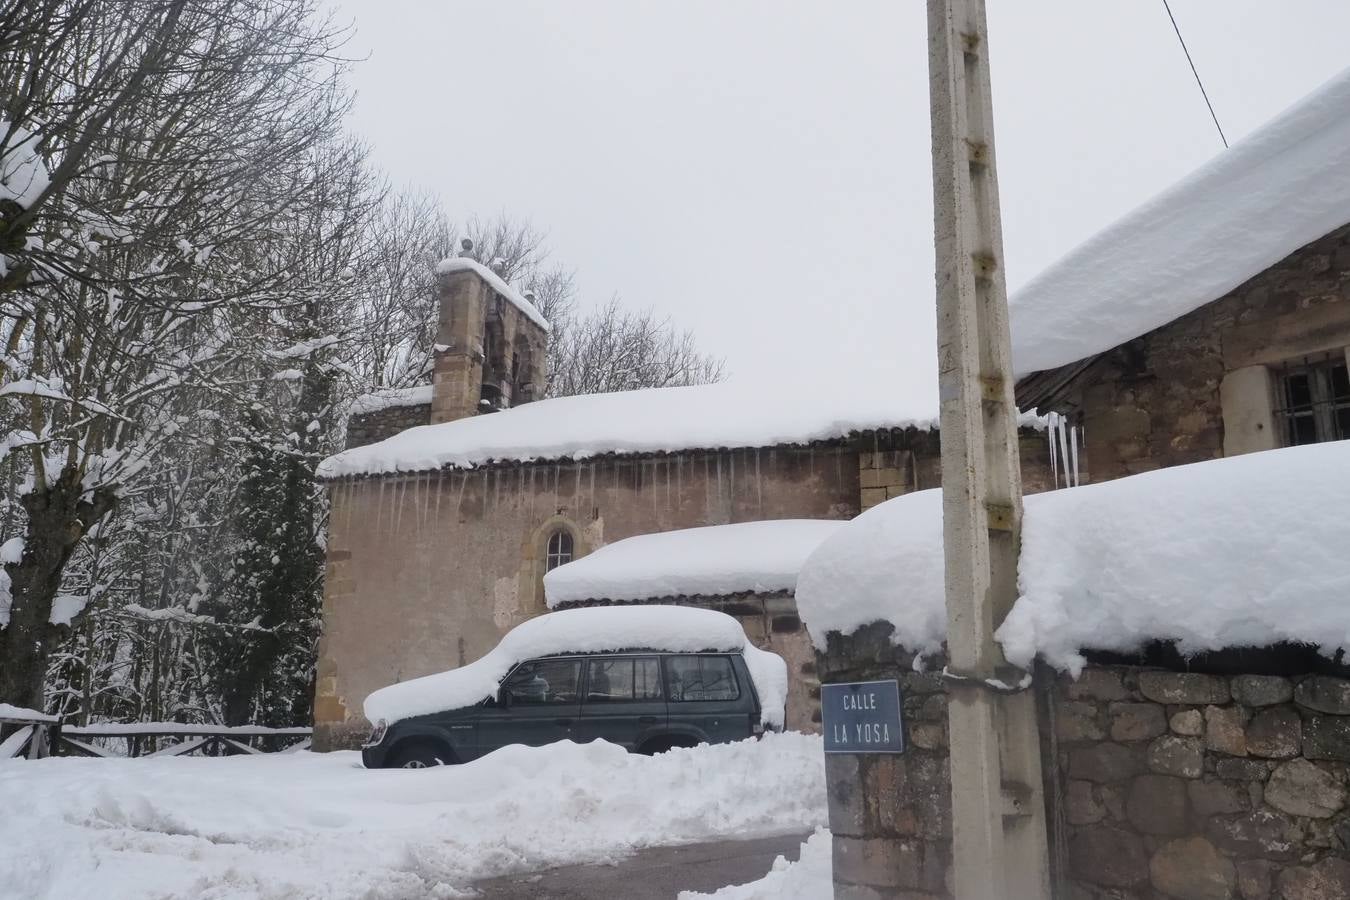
{"left": 388, "top": 740, "right": 453, "bottom": 769}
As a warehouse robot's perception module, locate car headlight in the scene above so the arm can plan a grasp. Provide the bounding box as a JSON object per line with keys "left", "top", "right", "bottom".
{"left": 364, "top": 719, "right": 387, "bottom": 747}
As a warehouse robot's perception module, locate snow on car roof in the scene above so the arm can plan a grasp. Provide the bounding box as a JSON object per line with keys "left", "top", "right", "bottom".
{"left": 796, "top": 441, "right": 1350, "bottom": 673}
{"left": 1009, "top": 64, "right": 1350, "bottom": 376}
{"left": 543, "top": 520, "right": 846, "bottom": 608}
{"left": 363, "top": 605, "right": 789, "bottom": 728}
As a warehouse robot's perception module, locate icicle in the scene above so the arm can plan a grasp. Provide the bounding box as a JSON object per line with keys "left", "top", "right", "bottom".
{"left": 1047, "top": 413, "right": 1059, "bottom": 488}
{"left": 1069, "top": 423, "right": 1081, "bottom": 487}
{"left": 1057, "top": 416, "right": 1072, "bottom": 489}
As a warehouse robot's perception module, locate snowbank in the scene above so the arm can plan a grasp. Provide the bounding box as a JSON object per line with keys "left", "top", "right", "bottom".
{"left": 435, "top": 257, "right": 551, "bottom": 332}
{"left": 364, "top": 605, "right": 789, "bottom": 728}
{"left": 348, "top": 384, "right": 433, "bottom": 416}
{"left": 682, "top": 828, "right": 832, "bottom": 900}
{"left": 544, "top": 520, "right": 846, "bottom": 607}
{"left": 318, "top": 374, "right": 943, "bottom": 478}
{"left": 1009, "top": 65, "right": 1350, "bottom": 375}
{"left": 796, "top": 442, "right": 1350, "bottom": 671}
{"left": 0, "top": 732, "right": 826, "bottom": 900}
{"left": 0, "top": 703, "right": 57, "bottom": 723}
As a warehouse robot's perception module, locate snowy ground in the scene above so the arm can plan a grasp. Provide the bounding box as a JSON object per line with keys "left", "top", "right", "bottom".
{"left": 681, "top": 829, "right": 832, "bottom": 899}
{"left": 0, "top": 732, "right": 825, "bottom": 900}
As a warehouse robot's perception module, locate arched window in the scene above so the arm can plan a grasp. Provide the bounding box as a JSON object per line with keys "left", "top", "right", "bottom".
{"left": 545, "top": 530, "right": 574, "bottom": 571}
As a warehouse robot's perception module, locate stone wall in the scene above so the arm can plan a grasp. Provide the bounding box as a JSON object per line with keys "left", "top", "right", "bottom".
{"left": 1025, "top": 224, "right": 1350, "bottom": 481}
{"left": 816, "top": 625, "right": 1350, "bottom": 899}
{"left": 1054, "top": 667, "right": 1350, "bottom": 900}
{"left": 345, "top": 402, "right": 430, "bottom": 449}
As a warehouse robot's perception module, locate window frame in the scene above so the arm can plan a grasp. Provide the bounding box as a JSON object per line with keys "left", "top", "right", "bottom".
{"left": 1272, "top": 353, "right": 1350, "bottom": 447}
{"left": 663, "top": 654, "right": 741, "bottom": 704}
{"left": 581, "top": 655, "right": 664, "bottom": 704}
{"left": 499, "top": 656, "right": 583, "bottom": 706}
{"left": 545, "top": 529, "right": 574, "bottom": 572}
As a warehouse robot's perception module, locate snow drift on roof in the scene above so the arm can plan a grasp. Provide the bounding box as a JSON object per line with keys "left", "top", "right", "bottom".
{"left": 318, "top": 373, "right": 950, "bottom": 478}
{"left": 435, "top": 257, "right": 551, "bottom": 332}
{"left": 363, "top": 605, "right": 789, "bottom": 727}
{"left": 348, "top": 384, "right": 433, "bottom": 417}
{"left": 544, "top": 519, "right": 846, "bottom": 608}
{"left": 796, "top": 441, "right": 1350, "bottom": 672}
{"left": 1010, "top": 65, "right": 1350, "bottom": 376}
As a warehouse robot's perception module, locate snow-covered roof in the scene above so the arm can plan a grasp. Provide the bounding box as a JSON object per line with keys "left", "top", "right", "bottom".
{"left": 1010, "top": 65, "right": 1350, "bottom": 376}
{"left": 318, "top": 375, "right": 957, "bottom": 478}
{"left": 363, "top": 605, "right": 789, "bottom": 727}
{"left": 435, "top": 257, "right": 551, "bottom": 333}
{"left": 543, "top": 520, "right": 846, "bottom": 608}
{"left": 348, "top": 384, "right": 433, "bottom": 417}
{"left": 796, "top": 441, "right": 1350, "bottom": 673}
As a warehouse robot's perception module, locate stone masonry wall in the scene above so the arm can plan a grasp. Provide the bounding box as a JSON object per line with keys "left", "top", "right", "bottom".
{"left": 1046, "top": 224, "right": 1350, "bottom": 481}
{"left": 817, "top": 625, "right": 1350, "bottom": 899}
{"left": 1055, "top": 667, "right": 1350, "bottom": 900}
{"left": 345, "top": 402, "right": 430, "bottom": 449}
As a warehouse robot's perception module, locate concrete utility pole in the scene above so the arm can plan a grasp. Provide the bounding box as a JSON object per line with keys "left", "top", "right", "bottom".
{"left": 926, "top": 2, "right": 1052, "bottom": 899}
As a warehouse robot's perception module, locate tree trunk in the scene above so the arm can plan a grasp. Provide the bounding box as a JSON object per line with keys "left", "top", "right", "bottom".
{"left": 0, "top": 471, "right": 116, "bottom": 711}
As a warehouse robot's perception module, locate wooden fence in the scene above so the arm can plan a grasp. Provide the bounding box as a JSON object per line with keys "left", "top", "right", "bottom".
{"left": 0, "top": 712, "right": 311, "bottom": 759}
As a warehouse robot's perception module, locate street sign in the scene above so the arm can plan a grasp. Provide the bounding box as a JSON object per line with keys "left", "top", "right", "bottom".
{"left": 821, "top": 680, "right": 905, "bottom": 754}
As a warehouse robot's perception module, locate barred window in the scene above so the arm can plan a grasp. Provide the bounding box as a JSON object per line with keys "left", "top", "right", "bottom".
{"left": 1273, "top": 355, "right": 1350, "bottom": 446}
{"left": 545, "top": 529, "right": 573, "bottom": 571}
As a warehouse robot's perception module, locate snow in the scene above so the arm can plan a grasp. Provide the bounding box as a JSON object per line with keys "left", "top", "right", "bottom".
{"left": 796, "top": 442, "right": 1350, "bottom": 672}
{"left": 0, "top": 704, "right": 57, "bottom": 723}
{"left": 0, "top": 118, "right": 49, "bottom": 210}
{"left": 435, "top": 257, "right": 552, "bottom": 332}
{"left": 0, "top": 732, "right": 826, "bottom": 900}
{"left": 364, "top": 605, "right": 789, "bottom": 728}
{"left": 348, "top": 383, "right": 433, "bottom": 416}
{"left": 48, "top": 593, "right": 87, "bottom": 626}
{"left": 1010, "top": 65, "right": 1350, "bottom": 376}
{"left": 544, "top": 520, "right": 846, "bottom": 607}
{"left": 319, "top": 373, "right": 946, "bottom": 478}
{"left": 681, "top": 828, "right": 832, "bottom": 900}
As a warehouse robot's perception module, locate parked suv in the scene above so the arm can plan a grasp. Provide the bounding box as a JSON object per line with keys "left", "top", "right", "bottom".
{"left": 363, "top": 649, "right": 769, "bottom": 768}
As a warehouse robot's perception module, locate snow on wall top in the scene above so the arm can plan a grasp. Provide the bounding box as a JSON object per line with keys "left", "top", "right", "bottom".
{"left": 544, "top": 519, "right": 847, "bottom": 608}
{"left": 318, "top": 375, "right": 950, "bottom": 478}
{"left": 1009, "top": 65, "right": 1350, "bottom": 376}
{"left": 363, "top": 605, "right": 789, "bottom": 727}
{"left": 796, "top": 441, "right": 1350, "bottom": 672}
{"left": 435, "top": 257, "right": 551, "bottom": 332}
{"left": 348, "top": 384, "right": 433, "bottom": 417}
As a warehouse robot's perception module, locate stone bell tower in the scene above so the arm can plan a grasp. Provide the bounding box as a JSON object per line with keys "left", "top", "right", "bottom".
{"left": 430, "top": 245, "right": 550, "bottom": 425}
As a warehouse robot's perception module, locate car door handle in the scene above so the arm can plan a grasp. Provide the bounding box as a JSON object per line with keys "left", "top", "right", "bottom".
{"left": 638, "top": 716, "right": 658, "bottom": 724}
{"left": 555, "top": 718, "right": 573, "bottom": 726}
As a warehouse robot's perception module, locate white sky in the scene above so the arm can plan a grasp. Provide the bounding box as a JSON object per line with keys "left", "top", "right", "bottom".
{"left": 329, "top": 1, "right": 1350, "bottom": 399}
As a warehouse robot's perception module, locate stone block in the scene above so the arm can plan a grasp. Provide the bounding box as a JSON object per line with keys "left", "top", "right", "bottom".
{"left": 1246, "top": 706, "right": 1302, "bottom": 759}
{"left": 832, "top": 836, "right": 922, "bottom": 890}
{"left": 860, "top": 487, "right": 888, "bottom": 509}
{"left": 1148, "top": 735, "right": 1205, "bottom": 778}
{"left": 1188, "top": 778, "right": 1249, "bottom": 817}
{"left": 1065, "top": 668, "right": 1131, "bottom": 702}
{"left": 1149, "top": 836, "right": 1237, "bottom": 900}
{"left": 1276, "top": 857, "right": 1350, "bottom": 900}
{"left": 1264, "top": 759, "right": 1346, "bottom": 819}
{"left": 1126, "top": 774, "right": 1190, "bottom": 835}
{"left": 1065, "top": 779, "right": 1106, "bottom": 825}
{"left": 826, "top": 753, "right": 865, "bottom": 837}
{"left": 908, "top": 722, "right": 946, "bottom": 751}
{"left": 1110, "top": 702, "right": 1167, "bottom": 741}
{"left": 1295, "top": 676, "right": 1350, "bottom": 715}
{"left": 1172, "top": 709, "right": 1204, "bottom": 736}
{"left": 1304, "top": 715, "right": 1350, "bottom": 762}
{"left": 1205, "top": 705, "right": 1248, "bottom": 756}
{"left": 1214, "top": 758, "right": 1271, "bottom": 781}
{"left": 1069, "top": 742, "right": 1142, "bottom": 783}
{"left": 1236, "top": 859, "right": 1273, "bottom": 900}
{"left": 1139, "top": 672, "right": 1230, "bottom": 705}
{"left": 1206, "top": 809, "right": 1300, "bottom": 860}
{"left": 1068, "top": 825, "right": 1150, "bottom": 888}
{"left": 1231, "top": 675, "right": 1294, "bottom": 708}
{"left": 1057, "top": 701, "right": 1107, "bottom": 742}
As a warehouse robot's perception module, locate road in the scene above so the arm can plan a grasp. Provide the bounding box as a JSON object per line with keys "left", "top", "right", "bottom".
{"left": 473, "top": 832, "right": 809, "bottom": 899}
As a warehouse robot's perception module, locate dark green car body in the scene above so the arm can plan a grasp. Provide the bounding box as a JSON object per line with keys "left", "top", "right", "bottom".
{"left": 362, "top": 650, "right": 765, "bottom": 768}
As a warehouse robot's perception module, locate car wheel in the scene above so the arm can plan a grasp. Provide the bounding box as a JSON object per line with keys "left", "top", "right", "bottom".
{"left": 389, "top": 741, "right": 452, "bottom": 769}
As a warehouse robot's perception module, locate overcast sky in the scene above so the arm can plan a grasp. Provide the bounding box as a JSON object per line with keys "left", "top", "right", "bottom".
{"left": 328, "top": 1, "right": 1350, "bottom": 398}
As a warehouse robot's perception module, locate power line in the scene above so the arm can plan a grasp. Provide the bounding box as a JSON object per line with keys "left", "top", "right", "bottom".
{"left": 1161, "top": 0, "right": 1228, "bottom": 148}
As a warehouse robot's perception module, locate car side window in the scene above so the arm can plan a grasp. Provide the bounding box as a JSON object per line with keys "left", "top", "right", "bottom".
{"left": 665, "top": 655, "right": 739, "bottom": 702}
{"left": 503, "top": 658, "right": 582, "bottom": 705}
{"left": 585, "top": 657, "right": 663, "bottom": 702}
